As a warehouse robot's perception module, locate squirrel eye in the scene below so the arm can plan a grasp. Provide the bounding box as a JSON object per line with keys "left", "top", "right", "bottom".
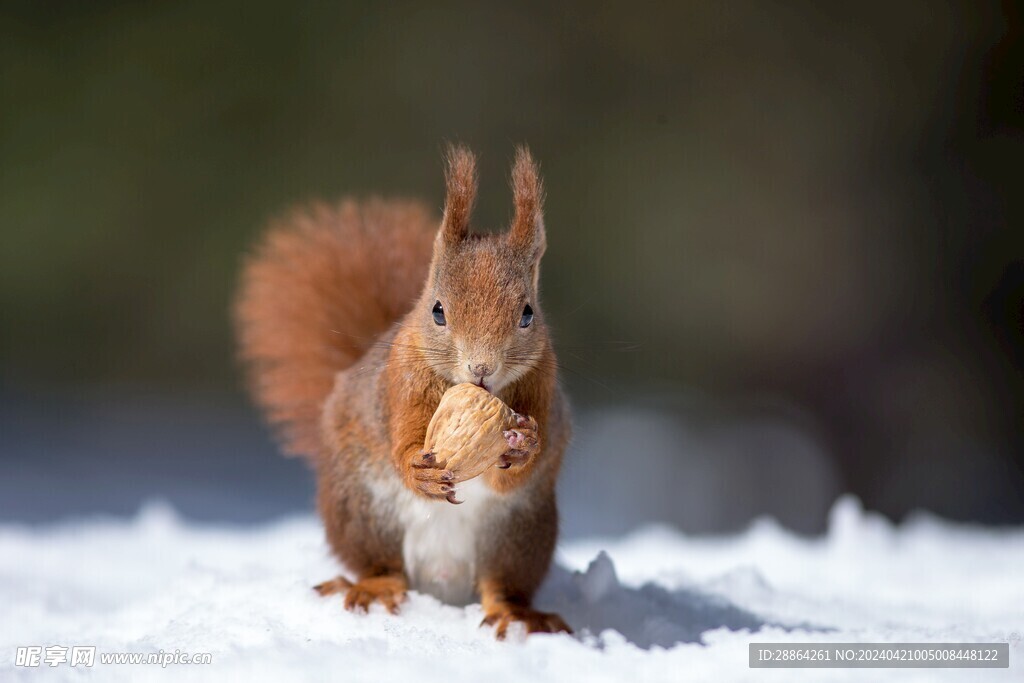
{"left": 432, "top": 300, "right": 446, "bottom": 326}
{"left": 519, "top": 304, "right": 534, "bottom": 328}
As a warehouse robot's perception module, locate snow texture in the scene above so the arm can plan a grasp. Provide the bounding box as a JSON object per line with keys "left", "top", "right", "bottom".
{"left": 2, "top": 496, "right": 1021, "bottom": 682}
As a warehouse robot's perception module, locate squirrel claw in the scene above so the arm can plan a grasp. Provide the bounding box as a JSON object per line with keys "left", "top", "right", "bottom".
{"left": 500, "top": 420, "right": 538, "bottom": 470}
{"left": 412, "top": 450, "right": 436, "bottom": 468}
{"left": 446, "top": 491, "right": 463, "bottom": 505}
{"left": 411, "top": 462, "right": 459, "bottom": 501}
{"left": 498, "top": 450, "right": 529, "bottom": 469}
{"left": 513, "top": 413, "right": 537, "bottom": 430}
{"left": 503, "top": 429, "right": 538, "bottom": 452}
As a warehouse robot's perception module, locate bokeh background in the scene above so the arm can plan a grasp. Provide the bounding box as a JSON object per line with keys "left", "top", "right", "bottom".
{"left": 2, "top": 1, "right": 1021, "bottom": 535}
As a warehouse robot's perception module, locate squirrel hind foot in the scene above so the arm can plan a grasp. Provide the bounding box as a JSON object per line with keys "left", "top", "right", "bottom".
{"left": 314, "top": 574, "right": 407, "bottom": 615}
{"left": 481, "top": 605, "right": 573, "bottom": 640}
{"left": 312, "top": 576, "right": 352, "bottom": 596}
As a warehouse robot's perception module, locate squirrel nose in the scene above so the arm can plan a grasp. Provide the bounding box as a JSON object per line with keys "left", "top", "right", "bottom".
{"left": 469, "top": 363, "right": 494, "bottom": 379}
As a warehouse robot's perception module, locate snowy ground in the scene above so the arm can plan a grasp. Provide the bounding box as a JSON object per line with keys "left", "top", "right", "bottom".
{"left": 1, "top": 496, "right": 1021, "bottom": 682}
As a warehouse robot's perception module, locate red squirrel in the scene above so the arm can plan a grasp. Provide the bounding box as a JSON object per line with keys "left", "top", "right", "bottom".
{"left": 234, "top": 145, "right": 571, "bottom": 638}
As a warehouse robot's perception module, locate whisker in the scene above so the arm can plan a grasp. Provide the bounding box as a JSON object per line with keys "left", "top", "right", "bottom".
{"left": 329, "top": 329, "right": 454, "bottom": 358}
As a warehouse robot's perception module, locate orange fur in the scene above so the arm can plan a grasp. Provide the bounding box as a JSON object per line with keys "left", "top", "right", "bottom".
{"left": 234, "top": 145, "right": 571, "bottom": 638}
{"left": 234, "top": 199, "right": 435, "bottom": 458}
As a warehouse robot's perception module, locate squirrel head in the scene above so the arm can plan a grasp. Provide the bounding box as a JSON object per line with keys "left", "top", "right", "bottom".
{"left": 417, "top": 144, "right": 550, "bottom": 394}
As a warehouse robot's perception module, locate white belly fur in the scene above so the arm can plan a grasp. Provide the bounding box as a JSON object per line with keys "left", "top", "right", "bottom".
{"left": 367, "top": 471, "right": 514, "bottom": 605}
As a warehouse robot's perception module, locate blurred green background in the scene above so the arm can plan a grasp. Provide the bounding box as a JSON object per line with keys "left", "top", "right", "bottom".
{"left": 1, "top": 1, "right": 1021, "bottom": 531}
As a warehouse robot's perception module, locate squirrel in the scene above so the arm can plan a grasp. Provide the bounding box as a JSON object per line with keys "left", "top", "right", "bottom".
{"left": 234, "top": 145, "right": 571, "bottom": 638}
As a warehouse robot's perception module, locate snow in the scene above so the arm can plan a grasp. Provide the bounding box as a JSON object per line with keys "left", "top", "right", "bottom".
{"left": 1, "top": 496, "right": 1021, "bottom": 682}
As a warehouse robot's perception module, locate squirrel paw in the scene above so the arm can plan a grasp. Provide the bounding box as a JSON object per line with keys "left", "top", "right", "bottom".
{"left": 314, "top": 575, "right": 406, "bottom": 615}
{"left": 499, "top": 413, "right": 540, "bottom": 469}
{"left": 481, "top": 605, "right": 572, "bottom": 640}
{"left": 410, "top": 450, "right": 462, "bottom": 504}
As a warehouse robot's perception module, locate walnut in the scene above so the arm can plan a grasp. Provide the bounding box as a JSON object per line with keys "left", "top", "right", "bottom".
{"left": 423, "top": 383, "right": 522, "bottom": 482}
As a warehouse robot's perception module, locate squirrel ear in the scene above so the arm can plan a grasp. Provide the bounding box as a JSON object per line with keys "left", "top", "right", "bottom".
{"left": 439, "top": 143, "right": 477, "bottom": 246}
{"left": 508, "top": 145, "right": 546, "bottom": 261}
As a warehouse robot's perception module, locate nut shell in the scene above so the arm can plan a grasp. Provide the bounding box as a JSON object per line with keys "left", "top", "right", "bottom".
{"left": 424, "top": 383, "right": 517, "bottom": 481}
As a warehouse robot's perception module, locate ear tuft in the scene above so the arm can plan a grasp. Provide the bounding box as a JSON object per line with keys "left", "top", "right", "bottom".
{"left": 509, "top": 145, "right": 546, "bottom": 257}
{"left": 440, "top": 143, "right": 477, "bottom": 245}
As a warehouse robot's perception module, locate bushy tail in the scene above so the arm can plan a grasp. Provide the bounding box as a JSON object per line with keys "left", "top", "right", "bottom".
{"left": 234, "top": 198, "right": 436, "bottom": 459}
